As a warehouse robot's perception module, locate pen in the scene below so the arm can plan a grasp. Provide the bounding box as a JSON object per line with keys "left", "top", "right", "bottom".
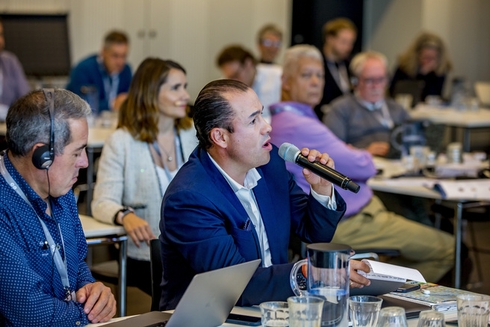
{"left": 243, "top": 219, "right": 252, "bottom": 231}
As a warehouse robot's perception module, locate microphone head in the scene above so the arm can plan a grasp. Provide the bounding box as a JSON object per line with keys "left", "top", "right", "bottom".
{"left": 278, "top": 143, "right": 300, "bottom": 163}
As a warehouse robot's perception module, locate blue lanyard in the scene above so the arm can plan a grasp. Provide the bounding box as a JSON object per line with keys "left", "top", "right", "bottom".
{"left": 0, "top": 153, "right": 75, "bottom": 301}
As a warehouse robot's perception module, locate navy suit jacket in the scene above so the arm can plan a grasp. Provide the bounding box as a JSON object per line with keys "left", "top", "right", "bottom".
{"left": 159, "top": 145, "right": 346, "bottom": 310}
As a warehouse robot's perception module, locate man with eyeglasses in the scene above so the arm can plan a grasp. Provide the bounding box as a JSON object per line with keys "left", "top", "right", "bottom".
{"left": 217, "top": 45, "right": 282, "bottom": 123}
{"left": 256, "top": 24, "right": 283, "bottom": 65}
{"left": 325, "top": 51, "right": 410, "bottom": 158}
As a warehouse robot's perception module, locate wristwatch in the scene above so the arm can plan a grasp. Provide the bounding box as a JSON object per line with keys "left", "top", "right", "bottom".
{"left": 113, "top": 206, "right": 133, "bottom": 226}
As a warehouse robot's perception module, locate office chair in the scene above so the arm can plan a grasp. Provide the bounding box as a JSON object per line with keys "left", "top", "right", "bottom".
{"left": 150, "top": 239, "right": 163, "bottom": 311}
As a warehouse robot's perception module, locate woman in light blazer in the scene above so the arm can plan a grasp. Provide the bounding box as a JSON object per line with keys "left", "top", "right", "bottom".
{"left": 92, "top": 58, "right": 197, "bottom": 295}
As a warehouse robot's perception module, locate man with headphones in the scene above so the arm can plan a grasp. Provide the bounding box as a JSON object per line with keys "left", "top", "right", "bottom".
{"left": 0, "top": 89, "right": 116, "bottom": 326}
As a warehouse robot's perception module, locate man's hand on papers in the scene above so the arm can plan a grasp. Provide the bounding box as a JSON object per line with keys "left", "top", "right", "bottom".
{"left": 350, "top": 260, "right": 371, "bottom": 288}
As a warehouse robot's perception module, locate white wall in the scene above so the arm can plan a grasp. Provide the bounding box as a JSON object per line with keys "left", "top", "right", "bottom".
{"left": 3, "top": 0, "right": 489, "bottom": 100}
{"left": 363, "top": 0, "right": 490, "bottom": 97}
{"left": 65, "top": 0, "right": 291, "bottom": 101}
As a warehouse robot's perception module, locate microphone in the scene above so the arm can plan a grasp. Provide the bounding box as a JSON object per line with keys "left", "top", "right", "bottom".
{"left": 278, "top": 143, "right": 360, "bottom": 193}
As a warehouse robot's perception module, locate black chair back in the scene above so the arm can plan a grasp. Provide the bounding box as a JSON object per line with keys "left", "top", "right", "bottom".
{"left": 150, "top": 239, "right": 163, "bottom": 311}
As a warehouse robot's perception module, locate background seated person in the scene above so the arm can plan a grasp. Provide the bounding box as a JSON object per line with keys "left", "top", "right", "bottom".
{"left": 216, "top": 45, "right": 282, "bottom": 122}
{"left": 0, "top": 18, "right": 30, "bottom": 120}
{"left": 256, "top": 23, "right": 283, "bottom": 65}
{"left": 269, "top": 45, "right": 455, "bottom": 283}
{"left": 0, "top": 89, "right": 115, "bottom": 325}
{"left": 66, "top": 30, "right": 132, "bottom": 111}
{"left": 390, "top": 31, "right": 452, "bottom": 102}
{"left": 315, "top": 17, "right": 357, "bottom": 121}
{"left": 92, "top": 58, "right": 197, "bottom": 296}
{"left": 325, "top": 51, "right": 410, "bottom": 158}
{"left": 159, "top": 79, "right": 370, "bottom": 310}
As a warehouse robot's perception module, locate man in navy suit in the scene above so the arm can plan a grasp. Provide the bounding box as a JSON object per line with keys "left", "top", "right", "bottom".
{"left": 159, "top": 79, "right": 370, "bottom": 310}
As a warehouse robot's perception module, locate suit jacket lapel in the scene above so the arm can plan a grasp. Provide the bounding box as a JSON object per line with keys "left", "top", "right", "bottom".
{"left": 253, "top": 168, "right": 282, "bottom": 264}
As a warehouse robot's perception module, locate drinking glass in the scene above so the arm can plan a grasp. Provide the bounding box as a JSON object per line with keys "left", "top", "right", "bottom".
{"left": 416, "top": 310, "right": 445, "bottom": 327}
{"left": 348, "top": 295, "right": 383, "bottom": 327}
{"left": 377, "top": 307, "right": 408, "bottom": 327}
{"left": 260, "top": 301, "right": 289, "bottom": 327}
{"left": 457, "top": 294, "right": 490, "bottom": 327}
{"left": 288, "top": 296, "right": 324, "bottom": 327}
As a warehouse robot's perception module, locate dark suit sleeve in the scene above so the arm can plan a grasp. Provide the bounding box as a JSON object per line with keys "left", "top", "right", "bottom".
{"left": 286, "top": 169, "right": 346, "bottom": 244}
{"left": 162, "top": 189, "right": 296, "bottom": 306}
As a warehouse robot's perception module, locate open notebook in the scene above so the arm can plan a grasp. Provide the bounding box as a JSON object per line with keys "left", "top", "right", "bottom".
{"left": 102, "top": 259, "right": 261, "bottom": 327}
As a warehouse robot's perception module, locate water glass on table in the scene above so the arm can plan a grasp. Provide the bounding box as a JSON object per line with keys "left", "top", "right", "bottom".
{"left": 260, "top": 301, "right": 289, "bottom": 326}
{"left": 348, "top": 295, "right": 383, "bottom": 327}
{"left": 457, "top": 294, "right": 490, "bottom": 327}
{"left": 377, "top": 307, "right": 408, "bottom": 327}
{"left": 288, "top": 296, "right": 324, "bottom": 327}
{"left": 416, "top": 310, "right": 445, "bottom": 327}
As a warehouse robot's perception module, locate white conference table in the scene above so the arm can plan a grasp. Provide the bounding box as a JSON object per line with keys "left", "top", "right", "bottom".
{"left": 85, "top": 126, "right": 116, "bottom": 215}
{"left": 369, "top": 157, "right": 490, "bottom": 289}
{"left": 410, "top": 104, "right": 490, "bottom": 151}
{"left": 80, "top": 215, "right": 128, "bottom": 317}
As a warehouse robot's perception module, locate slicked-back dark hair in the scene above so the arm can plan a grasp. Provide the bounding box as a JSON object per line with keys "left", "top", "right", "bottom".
{"left": 193, "top": 79, "right": 249, "bottom": 149}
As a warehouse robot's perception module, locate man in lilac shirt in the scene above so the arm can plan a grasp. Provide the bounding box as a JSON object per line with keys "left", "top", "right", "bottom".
{"left": 269, "top": 45, "right": 454, "bottom": 283}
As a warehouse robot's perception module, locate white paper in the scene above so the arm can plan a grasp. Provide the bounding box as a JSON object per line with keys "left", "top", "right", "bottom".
{"left": 361, "top": 260, "right": 426, "bottom": 282}
{"left": 433, "top": 180, "right": 490, "bottom": 201}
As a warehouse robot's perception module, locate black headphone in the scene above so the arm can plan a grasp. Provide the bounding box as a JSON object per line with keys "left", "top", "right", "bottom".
{"left": 32, "top": 89, "right": 55, "bottom": 170}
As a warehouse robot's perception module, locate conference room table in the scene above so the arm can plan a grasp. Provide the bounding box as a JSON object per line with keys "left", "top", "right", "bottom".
{"left": 410, "top": 104, "right": 490, "bottom": 152}
{"left": 80, "top": 214, "right": 128, "bottom": 316}
{"left": 85, "top": 125, "right": 116, "bottom": 215}
{"left": 86, "top": 304, "right": 449, "bottom": 326}
{"left": 369, "top": 157, "right": 490, "bottom": 289}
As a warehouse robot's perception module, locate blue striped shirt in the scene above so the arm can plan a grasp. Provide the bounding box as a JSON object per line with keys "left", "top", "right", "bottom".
{"left": 0, "top": 153, "right": 95, "bottom": 326}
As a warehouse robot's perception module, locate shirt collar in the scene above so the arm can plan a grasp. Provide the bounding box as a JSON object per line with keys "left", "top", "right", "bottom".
{"left": 269, "top": 102, "right": 317, "bottom": 119}
{"left": 2, "top": 151, "right": 49, "bottom": 215}
{"left": 96, "top": 55, "right": 118, "bottom": 78}
{"left": 207, "top": 153, "right": 261, "bottom": 191}
{"left": 354, "top": 92, "right": 386, "bottom": 111}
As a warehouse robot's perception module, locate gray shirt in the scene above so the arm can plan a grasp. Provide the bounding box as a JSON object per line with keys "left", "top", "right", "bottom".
{"left": 324, "top": 94, "right": 410, "bottom": 150}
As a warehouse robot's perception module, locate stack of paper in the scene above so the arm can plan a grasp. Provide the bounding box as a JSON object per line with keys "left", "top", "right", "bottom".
{"left": 432, "top": 180, "right": 490, "bottom": 201}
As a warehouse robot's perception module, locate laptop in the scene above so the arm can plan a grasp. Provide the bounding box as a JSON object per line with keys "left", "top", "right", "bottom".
{"left": 103, "top": 259, "right": 261, "bottom": 327}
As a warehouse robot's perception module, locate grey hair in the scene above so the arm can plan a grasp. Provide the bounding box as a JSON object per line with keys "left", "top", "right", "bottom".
{"left": 282, "top": 44, "right": 323, "bottom": 78}
{"left": 6, "top": 89, "right": 91, "bottom": 157}
{"left": 349, "top": 51, "right": 388, "bottom": 77}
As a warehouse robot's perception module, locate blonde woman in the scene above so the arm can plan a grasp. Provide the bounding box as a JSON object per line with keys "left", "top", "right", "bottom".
{"left": 390, "top": 32, "right": 452, "bottom": 101}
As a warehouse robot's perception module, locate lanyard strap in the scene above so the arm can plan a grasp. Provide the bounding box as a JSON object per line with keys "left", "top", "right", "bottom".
{"left": 152, "top": 129, "right": 184, "bottom": 181}
{"left": 0, "top": 153, "right": 72, "bottom": 296}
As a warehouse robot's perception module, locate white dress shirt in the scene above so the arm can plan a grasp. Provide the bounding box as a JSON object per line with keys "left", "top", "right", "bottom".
{"left": 208, "top": 153, "right": 337, "bottom": 267}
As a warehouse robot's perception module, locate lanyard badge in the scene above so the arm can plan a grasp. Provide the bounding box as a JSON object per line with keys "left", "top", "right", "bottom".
{"left": 64, "top": 287, "right": 76, "bottom": 302}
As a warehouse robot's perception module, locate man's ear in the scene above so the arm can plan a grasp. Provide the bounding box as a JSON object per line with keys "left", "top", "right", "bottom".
{"left": 209, "top": 127, "right": 228, "bottom": 149}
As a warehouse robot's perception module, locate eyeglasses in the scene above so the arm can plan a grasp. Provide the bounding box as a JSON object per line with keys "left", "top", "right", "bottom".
{"left": 359, "top": 77, "right": 387, "bottom": 85}
{"left": 260, "top": 39, "right": 282, "bottom": 48}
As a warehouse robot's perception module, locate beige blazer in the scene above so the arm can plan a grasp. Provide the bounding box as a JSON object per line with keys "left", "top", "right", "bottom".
{"left": 91, "top": 127, "right": 197, "bottom": 261}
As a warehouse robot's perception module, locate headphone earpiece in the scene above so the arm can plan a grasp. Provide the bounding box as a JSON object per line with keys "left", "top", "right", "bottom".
{"left": 350, "top": 76, "right": 358, "bottom": 86}
{"left": 32, "top": 145, "right": 53, "bottom": 169}
{"left": 32, "top": 89, "right": 55, "bottom": 170}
